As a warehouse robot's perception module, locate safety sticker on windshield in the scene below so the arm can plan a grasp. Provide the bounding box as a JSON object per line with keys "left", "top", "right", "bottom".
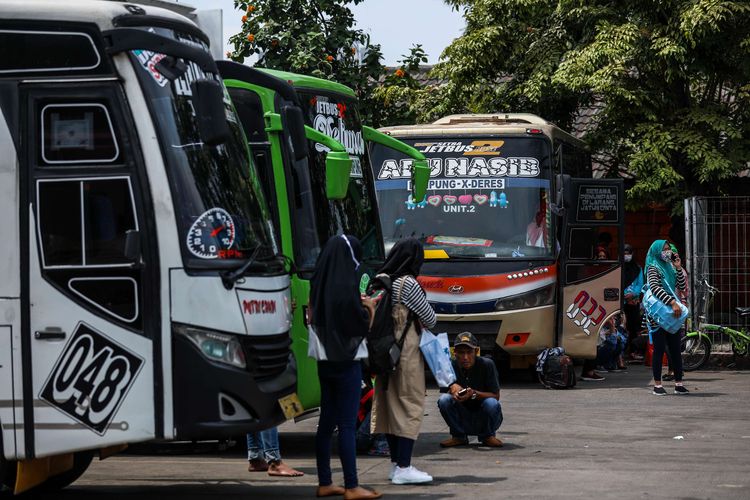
{"left": 132, "top": 50, "right": 169, "bottom": 87}
{"left": 40, "top": 323, "right": 144, "bottom": 435}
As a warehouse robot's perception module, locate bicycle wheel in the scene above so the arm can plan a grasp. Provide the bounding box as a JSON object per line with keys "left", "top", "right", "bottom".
{"left": 681, "top": 335, "right": 711, "bottom": 371}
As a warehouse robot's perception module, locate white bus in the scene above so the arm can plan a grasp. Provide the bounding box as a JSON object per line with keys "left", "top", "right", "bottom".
{"left": 0, "top": 1, "right": 296, "bottom": 493}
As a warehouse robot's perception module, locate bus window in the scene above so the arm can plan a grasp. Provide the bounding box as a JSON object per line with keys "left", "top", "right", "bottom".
{"left": 556, "top": 140, "right": 591, "bottom": 178}
{"left": 38, "top": 178, "right": 137, "bottom": 267}
{"left": 41, "top": 103, "right": 120, "bottom": 165}
{"left": 567, "top": 226, "right": 620, "bottom": 262}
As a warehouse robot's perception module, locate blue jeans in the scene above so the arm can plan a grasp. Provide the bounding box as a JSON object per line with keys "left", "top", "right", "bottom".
{"left": 437, "top": 394, "right": 503, "bottom": 440}
{"left": 247, "top": 427, "right": 281, "bottom": 463}
{"left": 597, "top": 339, "right": 623, "bottom": 370}
{"left": 316, "top": 361, "right": 361, "bottom": 489}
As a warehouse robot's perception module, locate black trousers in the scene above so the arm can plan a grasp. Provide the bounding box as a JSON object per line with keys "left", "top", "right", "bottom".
{"left": 651, "top": 328, "right": 683, "bottom": 382}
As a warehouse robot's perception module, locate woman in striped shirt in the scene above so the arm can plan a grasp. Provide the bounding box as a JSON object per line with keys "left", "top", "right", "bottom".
{"left": 644, "top": 239, "right": 689, "bottom": 395}
{"left": 371, "top": 238, "right": 437, "bottom": 485}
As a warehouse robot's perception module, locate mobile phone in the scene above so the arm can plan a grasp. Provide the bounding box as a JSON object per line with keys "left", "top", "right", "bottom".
{"left": 457, "top": 388, "right": 468, "bottom": 397}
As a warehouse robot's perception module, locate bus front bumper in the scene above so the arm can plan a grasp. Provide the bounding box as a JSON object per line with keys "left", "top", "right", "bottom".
{"left": 172, "top": 331, "right": 296, "bottom": 440}
{"left": 435, "top": 304, "right": 556, "bottom": 356}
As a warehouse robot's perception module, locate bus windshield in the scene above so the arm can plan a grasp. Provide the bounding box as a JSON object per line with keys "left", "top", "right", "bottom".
{"left": 292, "top": 90, "right": 384, "bottom": 270}
{"left": 128, "top": 28, "right": 277, "bottom": 270}
{"left": 371, "top": 137, "right": 553, "bottom": 259}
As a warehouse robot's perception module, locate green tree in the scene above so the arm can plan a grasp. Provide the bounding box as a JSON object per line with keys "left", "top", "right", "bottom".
{"left": 228, "top": 0, "right": 383, "bottom": 121}
{"left": 434, "top": 0, "right": 750, "bottom": 210}
{"left": 372, "top": 44, "right": 430, "bottom": 126}
{"left": 228, "top": 0, "right": 427, "bottom": 126}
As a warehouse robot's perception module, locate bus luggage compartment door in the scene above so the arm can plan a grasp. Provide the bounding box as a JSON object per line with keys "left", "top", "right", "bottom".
{"left": 557, "top": 178, "right": 624, "bottom": 358}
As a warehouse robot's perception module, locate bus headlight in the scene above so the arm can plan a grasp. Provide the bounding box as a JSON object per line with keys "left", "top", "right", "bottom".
{"left": 175, "top": 324, "right": 246, "bottom": 369}
{"left": 495, "top": 284, "right": 556, "bottom": 311}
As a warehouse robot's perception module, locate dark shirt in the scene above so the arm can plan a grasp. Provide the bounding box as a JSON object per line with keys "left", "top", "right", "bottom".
{"left": 451, "top": 356, "right": 500, "bottom": 410}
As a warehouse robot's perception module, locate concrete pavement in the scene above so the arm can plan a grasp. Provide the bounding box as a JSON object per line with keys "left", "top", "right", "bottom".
{"left": 38, "top": 365, "right": 750, "bottom": 499}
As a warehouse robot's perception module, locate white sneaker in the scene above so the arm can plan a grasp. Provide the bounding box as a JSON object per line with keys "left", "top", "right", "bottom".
{"left": 391, "top": 465, "right": 433, "bottom": 484}
{"left": 388, "top": 462, "right": 397, "bottom": 480}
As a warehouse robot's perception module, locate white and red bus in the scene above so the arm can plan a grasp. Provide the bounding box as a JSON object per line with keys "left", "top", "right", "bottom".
{"left": 370, "top": 114, "right": 624, "bottom": 369}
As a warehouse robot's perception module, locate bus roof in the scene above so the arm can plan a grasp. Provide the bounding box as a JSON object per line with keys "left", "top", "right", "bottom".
{"left": 379, "top": 113, "right": 585, "bottom": 147}
{"left": 0, "top": 0, "right": 195, "bottom": 31}
{"left": 257, "top": 68, "right": 356, "bottom": 98}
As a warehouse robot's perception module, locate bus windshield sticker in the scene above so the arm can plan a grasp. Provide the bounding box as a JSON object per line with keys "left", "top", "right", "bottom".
{"left": 378, "top": 157, "right": 539, "bottom": 179}
{"left": 132, "top": 49, "right": 168, "bottom": 87}
{"left": 186, "top": 208, "right": 237, "bottom": 259}
{"left": 39, "top": 323, "right": 144, "bottom": 435}
{"left": 312, "top": 95, "right": 365, "bottom": 167}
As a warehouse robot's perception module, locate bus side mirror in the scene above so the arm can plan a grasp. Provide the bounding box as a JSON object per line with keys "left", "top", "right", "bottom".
{"left": 124, "top": 229, "right": 141, "bottom": 262}
{"left": 325, "top": 151, "right": 352, "bottom": 200}
{"left": 191, "top": 79, "right": 231, "bottom": 147}
{"left": 281, "top": 106, "right": 309, "bottom": 161}
{"left": 412, "top": 159, "right": 430, "bottom": 202}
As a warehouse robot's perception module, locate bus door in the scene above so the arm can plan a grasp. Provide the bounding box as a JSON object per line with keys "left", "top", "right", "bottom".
{"left": 557, "top": 178, "right": 624, "bottom": 357}
{"left": 20, "top": 81, "right": 158, "bottom": 458}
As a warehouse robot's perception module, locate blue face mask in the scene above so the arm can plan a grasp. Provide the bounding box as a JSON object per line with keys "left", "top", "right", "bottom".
{"left": 661, "top": 250, "right": 672, "bottom": 262}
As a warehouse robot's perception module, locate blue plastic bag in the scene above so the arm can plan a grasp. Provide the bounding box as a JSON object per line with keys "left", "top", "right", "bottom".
{"left": 642, "top": 286, "right": 688, "bottom": 334}
{"left": 419, "top": 330, "right": 456, "bottom": 388}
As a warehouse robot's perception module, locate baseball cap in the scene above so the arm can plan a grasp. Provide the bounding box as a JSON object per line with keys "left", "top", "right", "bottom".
{"left": 454, "top": 332, "right": 478, "bottom": 349}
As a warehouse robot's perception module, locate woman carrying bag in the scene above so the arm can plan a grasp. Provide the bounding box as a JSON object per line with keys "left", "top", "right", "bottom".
{"left": 371, "top": 238, "right": 437, "bottom": 485}
{"left": 309, "top": 235, "right": 381, "bottom": 499}
{"left": 643, "top": 239, "right": 689, "bottom": 396}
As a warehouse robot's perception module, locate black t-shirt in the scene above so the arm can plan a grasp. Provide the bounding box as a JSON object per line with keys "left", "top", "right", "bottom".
{"left": 452, "top": 356, "right": 500, "bottom": 410}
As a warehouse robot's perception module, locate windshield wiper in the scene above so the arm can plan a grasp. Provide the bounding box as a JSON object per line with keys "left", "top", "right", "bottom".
{"left": 221, "top": 244, "right": 267, "bottom": 290}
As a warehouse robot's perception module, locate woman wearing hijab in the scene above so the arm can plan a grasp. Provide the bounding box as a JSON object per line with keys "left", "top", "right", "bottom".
{"left": 370, "top": 238, "right": 437, "bottom": 485}
{"left": 663, "top": 243, "right": 690, "bottom": 381}
{"left": 309, "top": 235, "right": 381, "bottom": 500}
{"left": 644, "top": 239, "right": 689, "bottom": 395}
{"left": 622, "top": 244, "right": 645, "bottom": 358}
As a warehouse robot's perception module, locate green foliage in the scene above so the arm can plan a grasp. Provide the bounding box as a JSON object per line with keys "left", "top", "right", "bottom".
{"left": 434, "top": 0, "right": 750, "bottom": 210}
{"left": 372, "top": 45, "right": 432, "bottom": 126}
{"left": 227, "top": 0, "right": 426, "bottom": 126}
{"left": 228, "top": 0, "right": 384, "bottom": 122}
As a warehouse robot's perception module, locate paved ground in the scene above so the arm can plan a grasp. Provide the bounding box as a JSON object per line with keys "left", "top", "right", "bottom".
{"left": 39, "top": 365, "right": 750, "bottom": 499}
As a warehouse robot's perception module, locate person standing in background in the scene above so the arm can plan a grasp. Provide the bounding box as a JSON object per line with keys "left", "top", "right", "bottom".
{"left": 246, "top": 427, "right": 303, "bottom": 477}
{"left": 622, "top": 244, "right": 645, "bottom": 359}
{"left": 644, "top": 239, "right": 689, "bottom": 395}
{"left": 371, "top": 238, "right": 437, "bottom": 485}
{"left": 663, "top": 243, "right": 690, "bottom": 381}
{"left": 309, "top": 235, "right": 381, "bottom": 499}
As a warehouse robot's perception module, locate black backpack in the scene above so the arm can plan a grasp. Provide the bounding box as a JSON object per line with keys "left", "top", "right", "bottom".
{"left": 537, "top": 349, "right": 577, "bottom": 389}
{"left": 365, "top": 275, "right": 415, "bottom": 377}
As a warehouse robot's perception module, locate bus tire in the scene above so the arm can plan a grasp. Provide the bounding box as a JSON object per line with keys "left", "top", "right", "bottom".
{"left": 38, "top": 451, "right": 94, "bottom": 492}
{"left": 681, "top": 335, "right": 711, "bottom": 371}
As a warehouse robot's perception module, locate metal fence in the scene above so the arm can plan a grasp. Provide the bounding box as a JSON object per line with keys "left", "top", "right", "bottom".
{"left": 684, "top": 197, "right": 750, "bottom": 352}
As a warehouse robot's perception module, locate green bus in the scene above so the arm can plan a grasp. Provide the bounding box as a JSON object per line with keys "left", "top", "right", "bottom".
{"left": 218, "top": 62, "right": 428, "bottom": 412}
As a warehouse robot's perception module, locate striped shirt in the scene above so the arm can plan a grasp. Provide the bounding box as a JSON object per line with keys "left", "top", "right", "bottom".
{"left": 644, "top": 265, "right": 687, "bottom": 329}
{"left": 393, "top": 276, "right": 437, "bottom": 329}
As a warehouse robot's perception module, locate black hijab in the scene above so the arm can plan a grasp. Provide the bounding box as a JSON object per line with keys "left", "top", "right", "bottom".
{"left": 378, "top": 238, "right": 424, "bottom": 279}
{"left": 309, "top": 235, "right": 369, "bottom": 361}
{"left": 623, "top": 243, "right": 641, "bottom": 287}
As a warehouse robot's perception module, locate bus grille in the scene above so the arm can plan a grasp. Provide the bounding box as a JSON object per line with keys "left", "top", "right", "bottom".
{"left": 241, "top": 333, "right": 292, "bottom": 381}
